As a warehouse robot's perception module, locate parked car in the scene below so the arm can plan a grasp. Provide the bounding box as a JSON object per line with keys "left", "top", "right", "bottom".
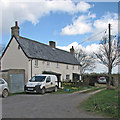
{"left": 0, "top": 78, "right": 9, "bottom": 98}
{"left": 25, "top": 74, "right": 58, "bottom": 94}
{"left": 98, "top": 77, "right": 107, "bottom": 84}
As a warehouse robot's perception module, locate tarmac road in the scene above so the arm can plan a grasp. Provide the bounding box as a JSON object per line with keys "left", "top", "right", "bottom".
{"left": 2, "top": 91, "right": 105, "bottom": 118}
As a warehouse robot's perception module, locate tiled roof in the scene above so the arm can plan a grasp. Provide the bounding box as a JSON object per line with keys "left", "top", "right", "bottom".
{"left": 16, "top": 36, "right": 80, "bottom": 65}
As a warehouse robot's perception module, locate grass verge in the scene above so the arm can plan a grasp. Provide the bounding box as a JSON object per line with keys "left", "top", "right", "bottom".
{"left": 8, "top": 92, "right": 25, "bottom": 96}
{"left": 79, "top": 89, "right": 119, "bottom": 118}
{"left": 54, "top": 86, "right": 101, "bottom": 94}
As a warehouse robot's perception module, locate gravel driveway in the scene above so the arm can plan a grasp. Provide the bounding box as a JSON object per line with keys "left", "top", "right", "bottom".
{"left": 2, "top": 91, "right": 105, "bottom": 118}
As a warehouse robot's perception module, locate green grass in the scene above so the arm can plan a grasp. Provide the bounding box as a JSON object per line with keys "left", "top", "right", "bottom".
{"left": 79, "top": 89, "right": 119, "bottom": 118}
{"left": 54, "top": 85, "right": 94, "bottom": 94}
{"left": 8, "top": 92, "right": 25, "bottom": 96}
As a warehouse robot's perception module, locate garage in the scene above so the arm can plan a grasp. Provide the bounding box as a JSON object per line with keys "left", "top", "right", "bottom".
{"left": 42, "top": 71, "right": 61, "bottom": 88}
{"left": 1, "top": 69, "right": 25, "bottom": 93}
{"left": 10, "top": 74, "right": 24, "bottom": 93}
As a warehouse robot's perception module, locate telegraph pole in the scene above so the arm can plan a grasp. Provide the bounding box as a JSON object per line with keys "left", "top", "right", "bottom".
{"left": 108, "top": 23, "right": 111, "bottom": 87}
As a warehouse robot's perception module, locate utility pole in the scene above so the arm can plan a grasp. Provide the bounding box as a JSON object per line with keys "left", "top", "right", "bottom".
{"left": 108, "top": 23, "right": 111, "bottom": 88}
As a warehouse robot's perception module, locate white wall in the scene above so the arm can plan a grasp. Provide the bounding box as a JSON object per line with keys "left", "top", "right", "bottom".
{"left": 1, "top": 37, "right": 29, "bottom": 83}
{"left": 28, "top": 59, "right": 80, "bottom": 82}
{"left": 1, "top": 37, "right": 81, "bottom": 84}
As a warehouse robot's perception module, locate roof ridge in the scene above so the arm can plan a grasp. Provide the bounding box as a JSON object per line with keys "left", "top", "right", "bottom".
{"left": 19, "top": 36, "right": 71, "bottom": 54}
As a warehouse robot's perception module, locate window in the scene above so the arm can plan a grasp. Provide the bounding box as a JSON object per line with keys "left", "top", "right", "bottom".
{"left": 66, "top": 65, "right": 68, "bottom": 69}
{"left": 47, "top": 61, "right": 50, "bottom": 66}
{"left": 46, "top": 76, "right": 51, "bottom": 83}
{"left": 35, "top": 60, "right": 38, "bottom": 67}
{"left": 66, "top": 75, "right": 70, "bottom": 80}
{"left": 0, "top": 79, "right": 4, "bottom": 84}
{"left": 73, "top": 65, "right": 74, "bottom": 70}
{"left": 56, "top": 63, "right": 59, "bottom": 68}
{"left": 30, "top": 76, "right": 46, "bottom": 82}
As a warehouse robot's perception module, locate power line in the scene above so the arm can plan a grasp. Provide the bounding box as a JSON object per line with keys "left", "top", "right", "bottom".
{"left": 83, "top": 29, "right": 108, "bottom": 42}
{"left": 74, "top": 28, "right": 109, "bottom": 50}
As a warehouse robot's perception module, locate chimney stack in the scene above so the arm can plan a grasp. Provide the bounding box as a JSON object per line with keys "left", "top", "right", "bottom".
{"left": 49, "top": 41, "right": 56, "bottom": 48}
{"left": 11, "top": 21, "right": 19, "bottom": 38}
{"left": 70, "top": 46, "right": 74, "bottom": 55}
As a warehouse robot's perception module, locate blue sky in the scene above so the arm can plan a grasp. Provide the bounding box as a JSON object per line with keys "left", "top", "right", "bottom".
{"left": 0, "top": 0, "right": 119, "bottom": 73}
{"left": 1, "top": 1, "right": 118, "bottom": 47}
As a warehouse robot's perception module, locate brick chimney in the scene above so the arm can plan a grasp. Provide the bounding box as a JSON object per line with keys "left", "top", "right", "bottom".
{"left": 11, "top": 21, "right": 19, "bottom": 38}
{"left": 70, "top": 46, "right": 74, "bottom": 55}
{"left": 49, "top": 41, "right": 56, "bottom": 48}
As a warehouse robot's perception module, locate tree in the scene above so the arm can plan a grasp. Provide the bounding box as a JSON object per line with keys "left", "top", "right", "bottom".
{"left": 94, "top": 36, "right": 120, "bottom": 87}
{"left": 0, "top": 44, "right": 6, "bottom": 55}
{"left": 75, "top": 49, "right": 96, "bottom": 77}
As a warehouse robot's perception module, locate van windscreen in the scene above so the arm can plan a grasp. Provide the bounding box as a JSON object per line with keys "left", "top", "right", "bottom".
{"left": 30, "top": 76, "right": 46, "bottom": 82}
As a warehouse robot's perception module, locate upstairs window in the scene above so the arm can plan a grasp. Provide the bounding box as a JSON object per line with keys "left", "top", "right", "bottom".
{"left": 47, "top": 61, "right": 50, "bottom": 66}
{"left": 56, "top": 63, "right": 59, "bottom": 68}
{"left": 35, "top": 60, "right": 38, "bottom": 67}
{"left": 73, "top": 65, "right": 74, "bottom": 70}
{"left": 66, "top": 65, "right": 68, "bottom": 69}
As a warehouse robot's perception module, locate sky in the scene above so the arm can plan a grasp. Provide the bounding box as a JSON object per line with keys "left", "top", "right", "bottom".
{"left": 0, "top": 0, "right": 119, "bottom": 73}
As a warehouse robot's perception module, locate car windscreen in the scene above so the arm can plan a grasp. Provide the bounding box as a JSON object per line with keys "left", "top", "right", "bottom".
{"left": 30, "top": 76, "right": 46, "bottom": 82}
{"left": 99, "top": 78, "right": 105, "bottom": 80}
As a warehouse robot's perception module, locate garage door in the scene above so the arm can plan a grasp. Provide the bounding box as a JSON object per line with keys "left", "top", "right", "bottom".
{"left": 10, "top": 74, "right": 24, "bottom": 93}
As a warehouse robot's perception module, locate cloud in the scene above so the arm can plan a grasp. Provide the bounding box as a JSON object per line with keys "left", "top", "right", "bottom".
{"left": 93, "top": 12, "right": 118, "bottom": 35}
{"left": 61, "top": 13, "right": 95, "bottom": 35}
{"left": 0, "top": 0, "right": 92, "bottom": 34}
{"left": 57, "top": 42, "right": 118, "bottom": 73}
{"left": 57, "top": 41, "right": 79, "bottom": 52}
{"left": 61, "top": 12, "right": 118, "bottom": 38}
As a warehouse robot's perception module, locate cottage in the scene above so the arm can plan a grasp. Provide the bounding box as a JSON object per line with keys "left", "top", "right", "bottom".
{"left": 1, "top": 21, "right": 81, "bottom": 92}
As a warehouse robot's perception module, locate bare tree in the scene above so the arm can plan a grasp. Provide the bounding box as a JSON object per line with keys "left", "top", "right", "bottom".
{"left": 94, "top": 37, "right": 120, "bottom": 86}
{"left": 0, "top": 44, "right": 6, "bottom": 55}
{"left": 75, "top": 49, "right": 96, "bottom": 77}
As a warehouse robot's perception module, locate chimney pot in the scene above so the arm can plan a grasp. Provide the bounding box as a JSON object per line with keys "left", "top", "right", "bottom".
{"left": 15, "top": 21, "right": 18, "bottom": 26}
{"left": 70, "top": 46, "right": 74, "bottom": 55}
{"left": 11, "top": 21, "right": 19, "bottom": 38}
{"left": 49, "top": 41, "right": 56, "bottom": 48}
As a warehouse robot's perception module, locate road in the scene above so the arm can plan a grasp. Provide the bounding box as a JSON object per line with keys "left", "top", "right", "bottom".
{"left": 2, "top": 91, "right": 105, "bottom": 118}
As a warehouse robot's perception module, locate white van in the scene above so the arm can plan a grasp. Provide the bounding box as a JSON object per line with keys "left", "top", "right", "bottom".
{"left": 25, "top": 74, "right": 58, "bottom": 94}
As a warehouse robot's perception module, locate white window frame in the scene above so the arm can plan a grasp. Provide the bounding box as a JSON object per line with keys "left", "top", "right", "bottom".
{"left": 73, "top": 65, "right": 74, "bottom": 70}
{"left": 66, "top": 74, "right": 70, "bottom": 80}
{"left": 47, "top": 61, "right": 50, "bottom": 66}
{"left": 66, "top": 65, "right": 68, "bottom": 69}
{"left": 35, "top": 59, "right": 38, "bottom": 67}
{"left": 56, "top": 63, "right": 59, "bottom": 68}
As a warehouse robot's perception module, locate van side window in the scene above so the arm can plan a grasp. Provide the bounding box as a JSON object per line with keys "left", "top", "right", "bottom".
{"left": 46, "top": 76, "right": 51, "bottom": 83}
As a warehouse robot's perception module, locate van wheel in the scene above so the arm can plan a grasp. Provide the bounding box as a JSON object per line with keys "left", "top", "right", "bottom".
{"left": 54, "top": 86, "right": 58, "bottom": 92}
{"left": 2, "top": 89, "right": 8, "bottom": 98}
{"left": 41, "top": 88, "right": 45, "bottom": 94}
